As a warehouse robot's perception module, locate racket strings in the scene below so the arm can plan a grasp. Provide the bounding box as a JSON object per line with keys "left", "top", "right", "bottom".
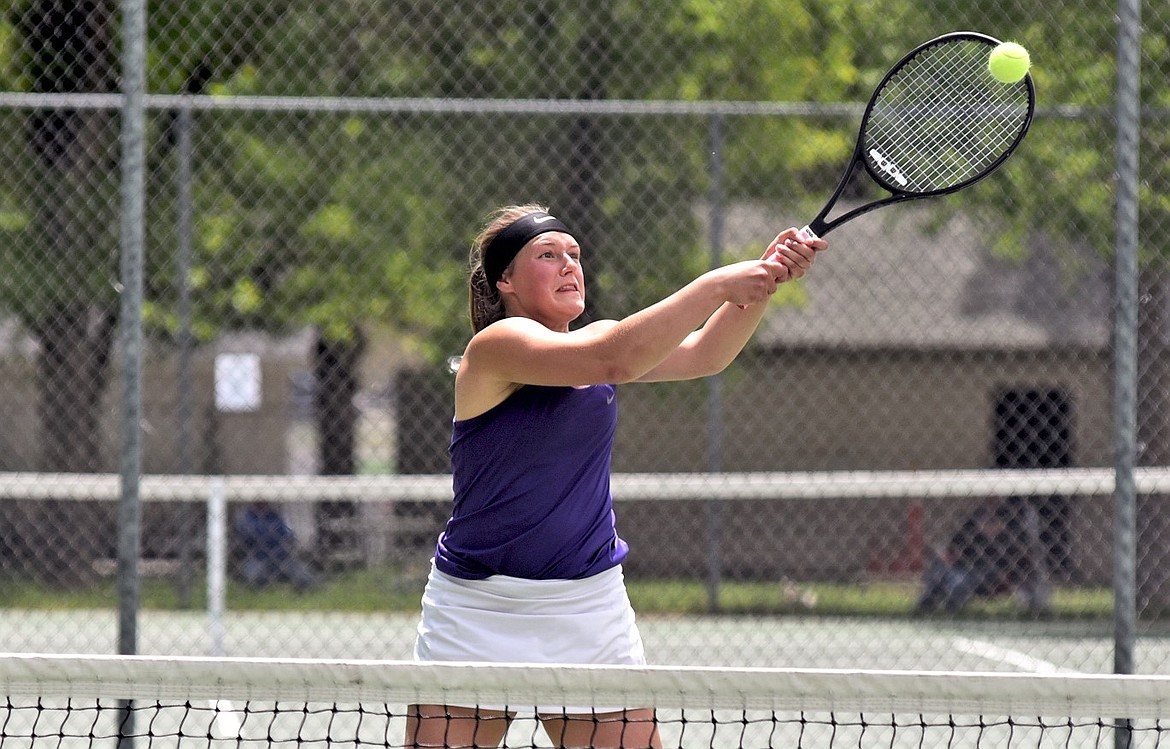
{"left": 865, "top": 39, "right": 1031, "bottom": 193}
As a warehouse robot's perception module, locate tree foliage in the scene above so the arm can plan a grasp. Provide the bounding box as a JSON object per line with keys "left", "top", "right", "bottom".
{"left": 2, "top": 0, "right": 1166, "bottom": 360}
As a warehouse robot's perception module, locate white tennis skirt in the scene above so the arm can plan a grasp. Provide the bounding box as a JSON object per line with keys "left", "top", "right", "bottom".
{"left": 413, "top": 562, "right": 647, "bottom": 667}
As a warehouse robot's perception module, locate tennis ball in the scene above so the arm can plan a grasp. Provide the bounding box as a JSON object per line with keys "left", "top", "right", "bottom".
{"left": 988, "top": 42, "right": 1031, "bottom": 84}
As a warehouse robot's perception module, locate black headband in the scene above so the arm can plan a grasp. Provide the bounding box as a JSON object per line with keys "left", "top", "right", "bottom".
{"left": 483, "top": 211, "right": 573, "bottom": 290}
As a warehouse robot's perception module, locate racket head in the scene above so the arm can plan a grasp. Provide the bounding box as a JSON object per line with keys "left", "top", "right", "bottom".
{"left": 859, "top": 31, "right": 1035, "bottom": 197}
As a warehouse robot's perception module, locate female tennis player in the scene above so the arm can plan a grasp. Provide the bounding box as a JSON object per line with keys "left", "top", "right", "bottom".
{"left": 406, "top": 204, "right": 827, "bottom": 749}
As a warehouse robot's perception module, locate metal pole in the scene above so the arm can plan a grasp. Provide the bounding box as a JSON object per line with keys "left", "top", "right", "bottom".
{"left": 175, "top": 104, "right": 196, "bottom": 608}
{"left": 1112, "top": 0, "right": 1141, "bottom": 675}
{"left": 705, "top": 113, "right": 725, "bottom": 613}
{"left": 177, "top": 103, "right": 194, "bottom": 475}
{"left": 117, "top": 0, "right": 147, "bottom": 659}
{"left": 208, "top": 477, "right": 228, "bottom": 656}
{"left": 1112, "top": 1, "right": 1141, "bottom": 747}
{"left": 117, "top": 1, "right": 147, "bottom": 747}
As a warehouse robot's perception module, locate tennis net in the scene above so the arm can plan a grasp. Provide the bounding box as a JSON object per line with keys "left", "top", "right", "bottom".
{"left": 2, "top": 654, "right": 1168, "bottom": 749}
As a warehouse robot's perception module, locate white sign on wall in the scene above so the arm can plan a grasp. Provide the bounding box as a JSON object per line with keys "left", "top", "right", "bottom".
{"left": 214, "top": 353, "right": 262, "bottom": 412}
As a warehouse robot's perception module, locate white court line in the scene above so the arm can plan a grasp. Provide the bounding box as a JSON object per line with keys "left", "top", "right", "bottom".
{"left": 209, "top": 699, "right": 244, "bottom": 739}
{"left": 952, "top": 637, "right": 1080, "bottom": 674}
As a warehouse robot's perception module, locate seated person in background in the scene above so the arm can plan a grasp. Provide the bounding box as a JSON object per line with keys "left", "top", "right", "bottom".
{"left": 235, "top": 501, "right": 316, "bottom": 592}
{"left": 916, "top": 500, "right": 1019, "bottom": 612}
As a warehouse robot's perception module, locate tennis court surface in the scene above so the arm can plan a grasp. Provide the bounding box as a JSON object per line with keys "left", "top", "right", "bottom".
{"left": 3, "top": 608, "right": 1168, "bottom": 673}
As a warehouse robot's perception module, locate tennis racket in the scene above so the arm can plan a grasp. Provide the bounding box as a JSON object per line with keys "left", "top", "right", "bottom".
{"left": 779, "top": 31, "right": 1035, "bottom": 246}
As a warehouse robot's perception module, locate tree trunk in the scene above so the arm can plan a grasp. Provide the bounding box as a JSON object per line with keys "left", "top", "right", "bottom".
{"left": 313, "top": 327, "right": 366, "bottom": 569}
{"left": 12, "top": 0, "right": 120, "bottom": 584}
{"left": 34, "top": 306, "right": 117, "bottom": 471}
{"left": 314, "top": 328, "right": 366, "bottom": 476}
{"left": 23, "top": 0, "right": 119, "bottom": 471}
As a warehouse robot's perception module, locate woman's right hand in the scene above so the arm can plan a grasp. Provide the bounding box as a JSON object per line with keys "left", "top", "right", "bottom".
{"left": 704, "top": 258, "right": 789, "bottom": 307}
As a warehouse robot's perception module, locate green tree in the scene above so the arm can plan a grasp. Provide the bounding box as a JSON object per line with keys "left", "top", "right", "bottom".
{"left": 0, "top": 0, "right": 968, "bottom": 483}
{"left": 11, "top": 0, "right": 1162, "bottom": 482}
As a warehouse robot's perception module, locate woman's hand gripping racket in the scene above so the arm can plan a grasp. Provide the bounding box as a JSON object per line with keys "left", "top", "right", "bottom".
{"left": 768, "top": 31, "right": 1035, "bottom": 256}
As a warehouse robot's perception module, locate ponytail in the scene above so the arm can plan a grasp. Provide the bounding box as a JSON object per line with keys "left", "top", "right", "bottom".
{"left": 467, "top": 263, "right": 505, "bottom": 333}
{"left": 467, "top": 202, "right": 549, "bottom": 332}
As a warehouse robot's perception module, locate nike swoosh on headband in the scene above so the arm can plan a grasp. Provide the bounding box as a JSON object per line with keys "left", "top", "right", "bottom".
{"left": 483, "top": 212, "right": 575, "bottom": 289}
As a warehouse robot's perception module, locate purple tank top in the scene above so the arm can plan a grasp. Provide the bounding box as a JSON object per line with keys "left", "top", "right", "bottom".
{"left": 434, "top": 384, "right": 629, "bottom": 580}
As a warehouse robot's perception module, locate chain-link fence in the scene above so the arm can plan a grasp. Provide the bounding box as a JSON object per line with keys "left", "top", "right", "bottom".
{"left": 1, "top": 1, "right": 1168, "bottom": 672}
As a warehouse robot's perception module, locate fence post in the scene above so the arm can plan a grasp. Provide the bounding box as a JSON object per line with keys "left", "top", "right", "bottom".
{"left": 1112, "top": 0, "right": 1141, "bottom": 677}
{"left": 117, "top": 0, "right": 147, "bottom": 658}
{"left": 174, "top": 103, "right": 200, "bottom": 608}
{"left": 1112, "top": 2, "right": 1141, "bottom": 746}
{"left": 208, "top": 476, "right": 228, "bottom": 657}
{"left": 706, "top": 112, "right": 726, "bottom": 613}
{"left": 117, "top": 2, "right": 147, "bottom": 748}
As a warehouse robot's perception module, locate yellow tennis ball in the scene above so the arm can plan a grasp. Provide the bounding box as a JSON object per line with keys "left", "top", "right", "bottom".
{"left": 988, "top": 42, "right": 1031, "bottom": 84}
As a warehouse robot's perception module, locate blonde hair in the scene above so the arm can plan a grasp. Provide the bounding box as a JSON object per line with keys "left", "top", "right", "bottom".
{"left": 467, "top": 203, "right": 548, "bottom": 332}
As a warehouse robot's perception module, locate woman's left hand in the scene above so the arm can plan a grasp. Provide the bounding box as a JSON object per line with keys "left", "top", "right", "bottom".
{"left": 763, "top": 227, "right": 828, "bottom": 281}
